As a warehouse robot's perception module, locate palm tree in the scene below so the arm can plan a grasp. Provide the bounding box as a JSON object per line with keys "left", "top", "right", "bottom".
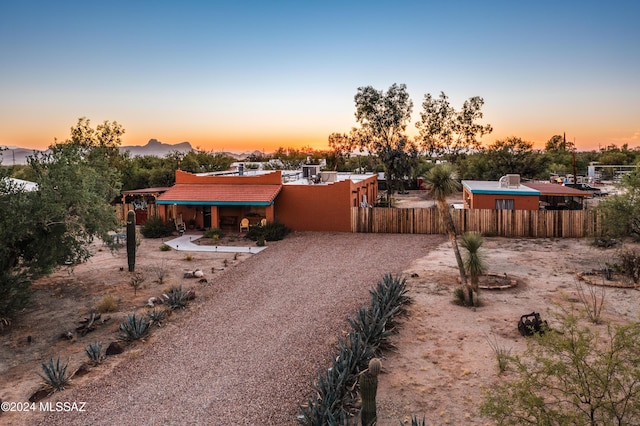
{"left": 424, "top": 164, "right": 470, "bottom": 303}
{"left": 461, "top": 232, "right": 487, "bottom": 307}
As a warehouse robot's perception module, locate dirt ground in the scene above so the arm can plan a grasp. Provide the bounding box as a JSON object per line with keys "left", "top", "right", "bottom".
{"left": 2, "top": 197, "right": 640, "bottom": 424}
{"left": 0, "top": 232, "right": 258, "bottom": 410}
{"left": 377, "top": 237, "right": 640, "bottom": 425}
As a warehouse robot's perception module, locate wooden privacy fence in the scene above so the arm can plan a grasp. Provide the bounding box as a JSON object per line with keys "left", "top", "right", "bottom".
{"left": 351, "top": 207, "right": 602, "bottom": 238}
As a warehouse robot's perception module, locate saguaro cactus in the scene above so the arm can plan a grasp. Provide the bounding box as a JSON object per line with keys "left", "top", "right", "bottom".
{"left": 126, "top": 210, "right": 136, "bottom": 272}
{"left": 360, "top": 358, "right": 381, "bottom": 426}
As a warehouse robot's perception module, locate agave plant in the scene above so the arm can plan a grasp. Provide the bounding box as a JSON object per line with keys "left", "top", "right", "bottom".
{"left": 298, "top": 273, "right": 413, "bottom": 425}
{"left": 146, "top": 308, "right": 167, "bottom": 325}
{"left": 117, "top": 313, "right": 150, "bottom": 341}
{"left": 164, "top": 286, "right": 190, "bottom": 310}
{"left": 404, "top": 416, "right": 426, "bottom": 426}
{"left": 84, "top": 341, "right": 103, "bottom": 365}
{"left": 38, "top": 357, "right": 70, "bottom": 392}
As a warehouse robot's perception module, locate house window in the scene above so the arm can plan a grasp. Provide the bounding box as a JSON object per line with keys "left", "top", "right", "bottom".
{"left": 495, "top": 199, "right": 514, "bottom": 210}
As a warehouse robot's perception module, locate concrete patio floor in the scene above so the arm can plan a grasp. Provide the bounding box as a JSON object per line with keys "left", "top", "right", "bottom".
{"left": 163, "top": 234, "right": 267, "bottom": 253}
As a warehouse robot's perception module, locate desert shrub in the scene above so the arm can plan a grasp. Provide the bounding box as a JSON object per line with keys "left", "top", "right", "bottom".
{"left": 140, "top": 216, "right": 175, "bottom": 238}
{"left": 0, "top": 271, "right": 30, "bottom": 329}
{"left": 96, "top": 294, "right": 118, "bottom": 313}
{"left": 38, "top": 357, "right": 70, "bottom": 392}
{"left": 159, "top": 244, "right": 171, "bottom": 251}
{"left": 452, "top": 286, "right": 466, "bottom": 306}
{"left": 129, "top": 271, "right": 146, "bottom": 295}
{"left": 245, "top": 221, "right": 290, "bottom": 242}
{"left": 575, "top": 279, "right": 606, "bottom": 324}
{"left": 203, "top": 227, "right": 223, "bottom": 239}
{"left": 485, "top": 333, "right": 511, "bottom": 374}
{"left": 481, "top": 313, "right": 640, "bottom": 424}
{"left": 117, "top": 313, "right": 150, "bottom": 341}
{"left": 85, "top": 342, "right": 103, "bottom": 365}
{"left": 152, "top": 261, "right": 168, "bottom": 285}
{"left": 184, "top": 253, "right": 193, "bottom": 261}
{"left": 616, "top": 247, "right": 640, "bottom": 284}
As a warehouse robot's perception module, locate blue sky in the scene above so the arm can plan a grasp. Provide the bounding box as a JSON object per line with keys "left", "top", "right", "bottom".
{"left": 1, "top": 1, "right": 639, "bottom": 152}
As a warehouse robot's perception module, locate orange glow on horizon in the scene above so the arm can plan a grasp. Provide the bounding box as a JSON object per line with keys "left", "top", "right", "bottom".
{"left": 4, "top": 126, "right": 639, "bottom": 154}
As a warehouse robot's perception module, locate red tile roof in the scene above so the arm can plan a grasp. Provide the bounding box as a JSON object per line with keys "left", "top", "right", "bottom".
{"left": 157, "top": 184, "right": 282, "bottom": 205}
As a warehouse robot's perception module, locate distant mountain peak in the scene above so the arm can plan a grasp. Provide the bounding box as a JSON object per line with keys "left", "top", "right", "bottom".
{"left": 120, "top": 139, "right": 193, "bottom": 157}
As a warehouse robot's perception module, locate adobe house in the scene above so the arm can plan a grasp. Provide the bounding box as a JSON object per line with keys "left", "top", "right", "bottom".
{"left": 154, "top": 169, "right": 378, "bottom": 232}
{"left": 462, "top": 174, "right": 590, "bottom": 210}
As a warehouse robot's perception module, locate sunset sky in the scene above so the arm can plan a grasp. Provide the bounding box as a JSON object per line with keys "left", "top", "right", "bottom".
{"left": 1, "top": 1, "right": 639, "bottom": 153}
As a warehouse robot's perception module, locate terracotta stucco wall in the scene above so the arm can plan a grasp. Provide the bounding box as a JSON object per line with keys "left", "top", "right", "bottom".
{"left": 275, "top": 175, "right": 377, "bottom": 232}
{"left": 467, "top": 190, "right": 539, "bottom": 210}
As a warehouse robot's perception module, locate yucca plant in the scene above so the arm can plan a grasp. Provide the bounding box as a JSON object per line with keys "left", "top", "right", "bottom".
{"left": 117, "top": 313, "right": 150, "bottom": 341}
{"left": 164, "top": 286, "right": 190, "bottom": 310}
{"left": 38, "top": 357, "right": 70, "bottom": 392}
{"left": 84, "top": 342, "right": 103, "bottom": 365}
{"left": 460, "top": 232, "right": 487, "bottom": 307}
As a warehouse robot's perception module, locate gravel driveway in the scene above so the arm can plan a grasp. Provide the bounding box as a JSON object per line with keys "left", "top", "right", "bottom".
{"left": 34, "top": 232, "right": 442, "bottom": 425}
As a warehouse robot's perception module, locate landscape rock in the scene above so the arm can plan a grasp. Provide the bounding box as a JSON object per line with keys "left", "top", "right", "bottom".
{"left": 106, "top": 341, "right": 124, "bottom": 356}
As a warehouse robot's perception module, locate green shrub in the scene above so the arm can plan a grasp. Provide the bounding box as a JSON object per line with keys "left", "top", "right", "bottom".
{"left": 0, "top": 271, "right": 30, "bottom": 329}
{"left": 117, "top": 313, "right": 150, "bottom": 341}
{"left": 140, "top": 216, "right": 175, "bottom": 238}
{"left": 203, "top": 227, "right": 223, "bottom": 239}
{"left": 616, "top": 247, "right": 640, "bottom": 283}
{"left": 160, "top": 244, "right": 171, "bottom": 251}
{"left": 245, "top": 221, "right": 290, "bottom": 242}
{"left": 38, "top": 357, "right": 70, "bottom": 392}
{"left": 481, "top": 313, "right": 640, "bottom": 424}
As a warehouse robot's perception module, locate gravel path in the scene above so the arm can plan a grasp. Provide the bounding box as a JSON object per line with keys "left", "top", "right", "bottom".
{"left": 33, "top": 232, "right": 441, "bottom": 425}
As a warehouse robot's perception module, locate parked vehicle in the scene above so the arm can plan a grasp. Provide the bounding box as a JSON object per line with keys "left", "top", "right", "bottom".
{"left": 563, "top": 183, "right": 607, "bottom": 196}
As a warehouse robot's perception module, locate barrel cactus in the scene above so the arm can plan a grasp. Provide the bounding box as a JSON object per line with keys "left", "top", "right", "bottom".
{"left": 126, "top": 210, "right": 136, "bottom": 272}
{"left": 360, "top": 358, "right": 382, "bottom": 426}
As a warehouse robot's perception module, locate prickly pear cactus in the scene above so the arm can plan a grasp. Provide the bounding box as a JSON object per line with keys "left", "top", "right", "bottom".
{"left": 360, "top": 358, "right": 381, "bottom": 426}
{"left": 126, "top": 210, "right": 136, "bottom": 272}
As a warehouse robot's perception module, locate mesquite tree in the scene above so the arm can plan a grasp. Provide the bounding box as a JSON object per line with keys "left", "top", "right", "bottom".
{"left": 0, "top": 119, "right": 123, "bottom": 326}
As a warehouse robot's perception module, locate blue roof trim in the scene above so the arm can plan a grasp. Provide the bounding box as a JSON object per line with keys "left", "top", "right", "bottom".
{"left": 157, "top": 200, "right": 273, "bottom": 206}
{"left": 468, "top": 189, "right": 540, "bottom": 196}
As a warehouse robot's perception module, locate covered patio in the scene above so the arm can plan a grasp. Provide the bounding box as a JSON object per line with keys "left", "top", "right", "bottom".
{"left": 156, "top": 178, "right": 281, "bottom": 231}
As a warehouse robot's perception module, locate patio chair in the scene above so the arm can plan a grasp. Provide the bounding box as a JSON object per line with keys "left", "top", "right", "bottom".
{"left": 239, "top": 217, "right": 250, "bottom": 232}
{"left": 175, "top": 215, "right": 186, "bottom": 236}
{"left": 260, "top": 218, "right": 267, "bottom": 227}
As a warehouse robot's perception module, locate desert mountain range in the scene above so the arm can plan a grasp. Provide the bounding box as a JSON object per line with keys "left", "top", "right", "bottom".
{"left": 1, "top": 139, "right": 260, "bottom": 165}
